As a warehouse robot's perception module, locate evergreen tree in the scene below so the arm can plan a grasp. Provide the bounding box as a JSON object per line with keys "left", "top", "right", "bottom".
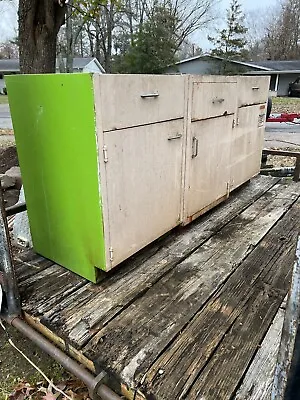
{"left": 115, "top": 4, "right": 178, "bottom": 74}
{"left": 208, "top": 0, "right": 248, "bottom": 64}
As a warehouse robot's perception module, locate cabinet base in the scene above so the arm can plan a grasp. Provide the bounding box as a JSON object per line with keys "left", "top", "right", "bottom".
{"left": 182, "top": 193, "right": 229, "bottom": 226}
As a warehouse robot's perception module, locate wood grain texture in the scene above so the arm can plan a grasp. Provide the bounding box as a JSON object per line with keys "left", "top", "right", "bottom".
{"left": 19, "top": 264, "right": 87, "bottom": 317}
{"left": 82, "top": 182, "right": 300, "bottom": 393}
{"left": 234, "top": 305, "right": 285, "bottom": 400}
{"left": 34, "top": 176, "right": 280, "bottom": 347}
{"left": 186, "top": 202, "right": 299, "bottom": 400}
{"left": 14, "top": 249, "right": 54, "bottom": 281}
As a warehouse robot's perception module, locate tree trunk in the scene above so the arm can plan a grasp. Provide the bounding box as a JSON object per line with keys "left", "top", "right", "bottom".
{"left": 66, "top": 0, "right": 73, "bottom": 73}
{"left": 18, "top": 0, "right": 66, "bottom": 74}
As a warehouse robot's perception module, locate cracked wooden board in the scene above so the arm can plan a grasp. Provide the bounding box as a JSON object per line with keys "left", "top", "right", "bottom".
{"left": 81, "top": 183, "right": 300, "bottom": 396}
{"left": 234, "top": 304, "right": 285, "bottom": 400}
{"left": 19, "top": 176, "right": 280, "bottom": 347}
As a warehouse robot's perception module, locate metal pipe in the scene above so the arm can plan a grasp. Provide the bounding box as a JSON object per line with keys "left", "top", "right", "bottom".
{"left": 0, "top": 183, "right": 21, "bottom": 316}
{"left": 3, "top": 316, "right": 121, "bottom": 400}
{"left": 5, "top": 202, "right": 27, "bottom": 217}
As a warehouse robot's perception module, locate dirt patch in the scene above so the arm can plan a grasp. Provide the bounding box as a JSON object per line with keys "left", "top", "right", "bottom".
{"left": 0, "top": 323, "right": 68, "bottom": 399}
{"left": 264, "top": 147, "right": 299, "bottom": 169}
{"left": 0, "top": 129, "right": 14, "bottom": 135}
{"left": 0, "top": 146, "right": 18, "bottom": 174}
{"left": 272, "top": 97, "right": 300, "bottom": 114}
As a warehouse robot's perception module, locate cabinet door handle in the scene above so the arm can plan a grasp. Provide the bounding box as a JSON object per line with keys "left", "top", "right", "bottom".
{"left": 212, "top": 98, "right": 225, "bottom": 104}
{"left": 192, "top": 137, "right": 198, "bottom": 158}
{"left": 168, "top": 133, "right": 182, "bottom": 141}
{"left": 141, "top": 93, "right": 159, "bottom": 98}
{"left": 252, "top": 87, "right": 260, "bottom": 90}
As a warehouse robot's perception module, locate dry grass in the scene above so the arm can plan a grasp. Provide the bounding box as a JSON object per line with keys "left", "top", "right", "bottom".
{"left": 271, "top": 97, "right": 300, "bottom": 114}
{"left": 0, "top": 95, "right": 8, "bottom": 104}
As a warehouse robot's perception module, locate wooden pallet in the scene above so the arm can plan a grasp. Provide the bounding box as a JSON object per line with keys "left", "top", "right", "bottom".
{"left": 13, "top": 175, "right": 300, "bottom": 400}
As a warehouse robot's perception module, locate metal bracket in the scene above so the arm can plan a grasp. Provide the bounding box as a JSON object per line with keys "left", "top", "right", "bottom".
{"left": 88, "top": 371, "right": 108, "bottom": 400}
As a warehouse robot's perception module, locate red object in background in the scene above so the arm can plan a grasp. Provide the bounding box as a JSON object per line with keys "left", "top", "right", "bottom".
{"left": 267, "top": 113, "right": 300, "bottom": 123}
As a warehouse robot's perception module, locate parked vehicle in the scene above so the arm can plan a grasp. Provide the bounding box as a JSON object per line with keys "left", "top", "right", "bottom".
{"left": 288, "top": 77, "right": 300, "bottom": 97}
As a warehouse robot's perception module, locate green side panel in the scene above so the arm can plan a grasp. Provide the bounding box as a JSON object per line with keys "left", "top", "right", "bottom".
{"left": 5, "top": 73, "right": 106, "bottom": 282}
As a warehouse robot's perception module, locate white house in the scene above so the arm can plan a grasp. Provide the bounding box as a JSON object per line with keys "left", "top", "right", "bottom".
{"left": 166, "top": 54, "right": 300, "bottom": 96}
{"left": 0, "top": 57, "right": 105, "bottom": 92}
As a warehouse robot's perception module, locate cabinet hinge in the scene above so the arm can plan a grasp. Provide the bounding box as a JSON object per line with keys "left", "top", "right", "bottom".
{"left": 109, "top": 247, "right": 114, "bottom": 261}
{"left": 226, "top": 182, "right": 230, "bottom": 196}
{"left": 103, "top": 145, "right": 108, "bottom": 163}
{"left": 232, "top": 119, "right": 236, "bottom": 129}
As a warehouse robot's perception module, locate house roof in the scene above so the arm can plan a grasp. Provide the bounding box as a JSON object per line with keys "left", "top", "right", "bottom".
{"left": 173, "top": 54, "right": 272, "bottom": 71}
{"left": 247, "top": 60, "right": 300, "bottom": 71}
{"left": 0, "top": 57, "right": 105, "bottom": 73}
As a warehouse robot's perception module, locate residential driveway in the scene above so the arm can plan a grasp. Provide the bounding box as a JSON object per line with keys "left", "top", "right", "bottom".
{"left": 0, "top": 104, "right": 12, "bottom": 129}
{"left": 0, "top": 105, "right": 299, "bottom": 151}
{"left": 265, "top": 121, "right": 300, "bottom": 150}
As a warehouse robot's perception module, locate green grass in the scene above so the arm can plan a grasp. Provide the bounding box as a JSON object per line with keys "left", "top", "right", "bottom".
{"left": 0, "top": 95, "right": 8, "bottom": 104}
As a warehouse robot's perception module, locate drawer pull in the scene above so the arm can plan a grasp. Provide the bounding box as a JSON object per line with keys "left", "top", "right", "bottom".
{"left": 192, "top": 136, "right": 199, "bottom": 158}
{"left": 168, "top": 133, "right": 182, "bottom": 141}
{"left": 252, "top": 87, "right": 260, "bottom": 90}
{"left": 141, "top": 93, "right": 159, "bottom": 98}
{"left": 212, "top": 98, "right": 225, "bottom": 104}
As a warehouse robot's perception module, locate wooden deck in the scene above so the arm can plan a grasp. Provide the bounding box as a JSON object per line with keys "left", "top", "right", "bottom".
{"left": 13, "top": 176, "right": 300, "bottom": 400}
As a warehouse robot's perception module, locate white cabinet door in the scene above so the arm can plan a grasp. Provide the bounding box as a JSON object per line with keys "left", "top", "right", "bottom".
{"left": 95, "top": 74, "right": 186, "bottom": 131}
{"left": 102, "top": 119, "right": 184, "bottom": 269}
{"left": 230, "top": 104, "right": 266, "bottom": 191}
{"left": 184, "top": 115, "right": 234, "bottom": 222}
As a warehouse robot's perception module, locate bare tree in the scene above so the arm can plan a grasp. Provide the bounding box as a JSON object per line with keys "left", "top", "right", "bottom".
{"left": 263, "top": 0, "right": 300, "bottom": 60}
{"left": 244, "top": 9, "right": 269, "bottom": 60}
{"left": 0, "top": 40, "right": 19, "bottom": 59}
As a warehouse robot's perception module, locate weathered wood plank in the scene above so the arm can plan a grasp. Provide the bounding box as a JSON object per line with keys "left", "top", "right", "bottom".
{"left": 272, "top": 235, "right": 300, "bottom": 400}
{"left": 14, "top": 249, "right": 54, "bottom": 281}
{"left": 32, "top": 176, "right": 279, "bottom": 344}
{"left": 234, "top": 304, "right": 285, "bottom": 400}
{"left": 186, "top": 207, "right": 299, "bottom": 400}
{"left": 133, "top": 199, "right": 300, "bottom": 400}
{"left": 19, "top": 265, "right": 87, "bottom": 316}
{"left": 81, "top": 183, "right": 300, "bottom": 393}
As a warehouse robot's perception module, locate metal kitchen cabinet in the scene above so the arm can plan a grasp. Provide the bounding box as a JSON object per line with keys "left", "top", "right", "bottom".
{"left": 6, "top": 73, "right": 269, "bottom": 282}
{"left": 6, "top": 73, "right": 186, "bottom": 282}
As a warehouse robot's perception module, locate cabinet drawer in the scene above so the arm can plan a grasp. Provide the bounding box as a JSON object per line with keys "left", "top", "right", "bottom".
{"left": 237, "top": 76, "right": 270, "bottom": 106}
{"left": 192, "top": 81, "right": 237, "bottom": 120}
{"left": 94, "top": 74, "right": 185, "bottom": 131}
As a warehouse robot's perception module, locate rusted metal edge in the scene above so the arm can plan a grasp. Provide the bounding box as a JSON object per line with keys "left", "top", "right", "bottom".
{"left": 262, "top": 149, "right": 300, "bottom": 158}
{"left": 1, "top": 315, "right": 121, "bottom": 400}
{"left": 0, "top": 182, "right": 21, "bottom": 317}
{"left": 5, "top": 202, "right": 27, "bottom": 217}
{"left": 271, "top": 236, "right": 300, "bottom": 400}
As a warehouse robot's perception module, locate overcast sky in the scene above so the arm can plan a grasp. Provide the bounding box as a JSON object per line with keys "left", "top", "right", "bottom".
{"left": 0, "top": 0, "right": 274, "bottom": 48}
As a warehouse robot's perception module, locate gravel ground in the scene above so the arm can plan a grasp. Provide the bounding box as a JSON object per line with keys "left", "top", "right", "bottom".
{"left": 267, "top": 97, "right": 300, "bottom": 168}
